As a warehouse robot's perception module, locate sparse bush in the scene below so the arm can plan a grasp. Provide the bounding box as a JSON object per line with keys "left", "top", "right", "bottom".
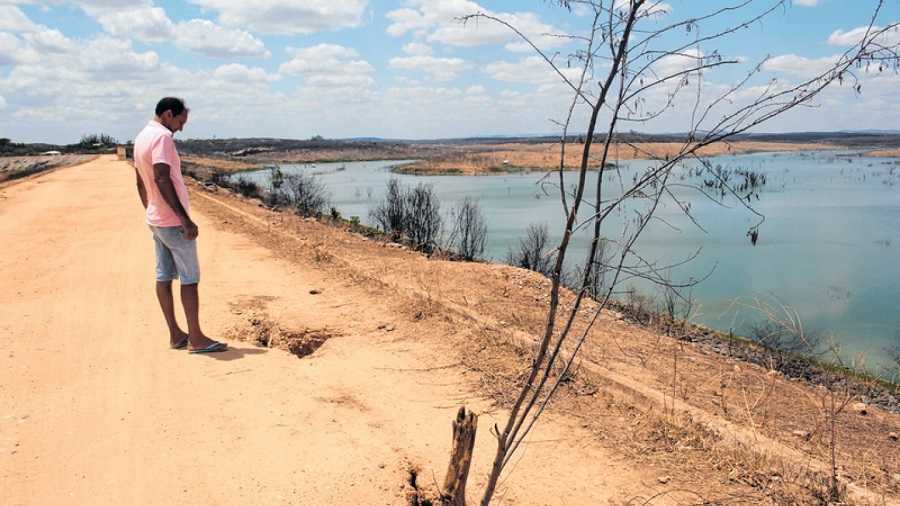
{"left": 369, "top": 179, "right": 443, "bottom": 254}
{"left": 78, "top": 133, "right": 117, "bottom": 147}
{"left": 265, "top": 166, "right": 290, "bottom": 207}
{"left": 447, "top": 197, "right": 487, "bottom": 261}
{"left": 405, "top": 183, "right": 442, "bottom": 254}
{"left": 283, "top": 172, "right": 329, "bottom": 217}
{"left": 507, "top": 223, "right": 554, "bottom": 276}
{"left": 748, "top": 320, "right": 822, "bottom": 369}
{"left": 564, "top": 239, "right": 610, "bottom": 299}
{"left": 234, "top": 177, "right": 261, "bottom": 199}
{"left": 209, "top": 170, "right": 228, "bottom": 186}
{"left": 889, "top": 343, "right": 900, "bottom": 368}
{"left": 370, "top": 178, "right": 407, "bottom": 242}
{"left": 883, "top": 343, "right": 900, "bottom": 381}
{"left": 623, "top": 287, "right": 656, "bottom": 326}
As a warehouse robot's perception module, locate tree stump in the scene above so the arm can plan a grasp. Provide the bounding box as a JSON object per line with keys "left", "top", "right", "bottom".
{"left": 441, "top": 406, "right": 478, "bottom": 506}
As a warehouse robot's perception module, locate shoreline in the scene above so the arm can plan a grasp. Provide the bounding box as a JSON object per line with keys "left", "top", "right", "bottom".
{"left": 182, "top": 151, "right": 900, "bottom": 396}
{"left": 182, "top": 140, "right": 845, "bottom": 178}
{"left": 194, "top": 170, "right": 900, "bottom": 407}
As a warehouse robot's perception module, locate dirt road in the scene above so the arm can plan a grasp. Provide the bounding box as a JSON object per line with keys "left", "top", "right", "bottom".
{"left": 0, "top": 156, "right": 659, "bottom": 505}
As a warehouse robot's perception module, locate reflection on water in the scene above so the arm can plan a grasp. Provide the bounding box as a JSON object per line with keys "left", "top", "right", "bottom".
{"left": 231, "top": 151, "right": 900, "bottom": 372}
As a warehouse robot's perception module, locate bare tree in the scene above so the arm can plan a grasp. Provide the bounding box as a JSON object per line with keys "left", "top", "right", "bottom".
{"left": 370, "top": 179, "right": 444, "bottom": 254}
{"left": 371, "top": 178, "right": 407, "bottom": 242}
{"left": 447, "top": 197, "right": 488, "bottom": 261}
{"left": 431, "top": 1, "right": 900, "bottom": 504}
{"left": 506, "top": 223, "right": 555, "bottom": 276}
{"left": 406, "top": 183, "right": 443, "bottom": 254}
{"left": 283, "top": 172, "right": 329, "bottom": 217}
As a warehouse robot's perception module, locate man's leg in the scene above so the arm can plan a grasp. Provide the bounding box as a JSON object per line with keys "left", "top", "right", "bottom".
{"left": 180, "top": 283, "right": 219, "bottom": 349}
{"left": 158, "top": 226, "right": 223, "bottom": 351}
{"left": 156, "top": 281, "right": 188, "bottom": 347}
{"left": 152, "top": 227, "right": 188, "bottom": 347}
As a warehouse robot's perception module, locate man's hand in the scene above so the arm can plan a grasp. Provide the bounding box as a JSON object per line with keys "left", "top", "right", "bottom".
{"left": 181, "top": 219, "right": 199, "bottom": 240}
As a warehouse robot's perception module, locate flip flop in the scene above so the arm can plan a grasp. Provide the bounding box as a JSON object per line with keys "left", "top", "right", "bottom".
{"left": 170, "top": 336, "right": 189, "bottom": 350}
{"left": 189, "top": 342, "right": 227, "bottom": 354}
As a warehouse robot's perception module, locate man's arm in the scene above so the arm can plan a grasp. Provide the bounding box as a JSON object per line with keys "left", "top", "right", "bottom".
{"left": 153, "top": 162, "right": 198, "bottom": 240}
{"left": 134, "top": 168, "right": 148, "bottom": 209}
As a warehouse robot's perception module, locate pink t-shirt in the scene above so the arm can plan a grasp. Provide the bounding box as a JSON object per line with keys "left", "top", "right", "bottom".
{"left": 133, "top": 120, "right": 190, "bottom": 227}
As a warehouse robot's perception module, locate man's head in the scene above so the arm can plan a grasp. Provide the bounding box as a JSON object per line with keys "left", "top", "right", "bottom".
{"left": 155, "top": 97, "right": 189, "bottom": 133}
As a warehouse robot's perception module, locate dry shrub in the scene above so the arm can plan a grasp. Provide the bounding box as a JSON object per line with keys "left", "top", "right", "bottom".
{"left": 311, "top": 244, "right": 333, "bottom": 263}
{"left": 447, "top": 197, "right": 487, "bottom": 261}
{"left": 283, "top": 172, "right": 329, "bottom": 217}
{"left": 370, "top": 178, "right": 443, "bottom": 254}
{"left": 506, "top": 223, "right": 554, "bottom": 276}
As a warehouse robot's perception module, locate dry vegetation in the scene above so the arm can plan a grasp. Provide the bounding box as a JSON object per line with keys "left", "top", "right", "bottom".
{"left": 190, "top": 180, "right": 900, "bottom": 505}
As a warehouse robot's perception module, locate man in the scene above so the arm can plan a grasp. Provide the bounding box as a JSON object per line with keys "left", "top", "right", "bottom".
{"left": 133, "top": 97, "right": 226, "bottom": 353}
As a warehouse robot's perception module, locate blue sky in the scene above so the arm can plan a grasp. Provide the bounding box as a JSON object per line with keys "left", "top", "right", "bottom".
{"left": 1, "top": 0, "right": 898, "bottom": 143}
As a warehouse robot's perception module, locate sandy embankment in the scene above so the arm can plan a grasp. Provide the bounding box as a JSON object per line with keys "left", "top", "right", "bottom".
{"left": 1, "top": 156, "right": 898, "bottom": 505}
{"left": 397, "top": 140, "right": 837, "bottom": 175}
{"left": 864, "top": 148, "right": 900, "bottom": 157}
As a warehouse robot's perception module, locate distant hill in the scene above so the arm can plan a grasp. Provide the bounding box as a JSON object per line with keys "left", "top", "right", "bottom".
{"left": 5, "top": 131, "right": 900, "bottom": 157}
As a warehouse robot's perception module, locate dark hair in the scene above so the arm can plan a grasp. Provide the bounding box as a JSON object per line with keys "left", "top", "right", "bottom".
{"left": 155, "top": 97, "right": 187, "bottom": 117}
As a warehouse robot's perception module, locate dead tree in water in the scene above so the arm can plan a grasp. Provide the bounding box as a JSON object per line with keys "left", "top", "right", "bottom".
{"left": 434, "top": 1, "right": 900, "bottom": 504}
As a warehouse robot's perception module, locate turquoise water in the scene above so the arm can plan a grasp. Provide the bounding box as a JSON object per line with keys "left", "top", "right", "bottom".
{"left": 231, "top": 151, "right": 900, "bottom": 373}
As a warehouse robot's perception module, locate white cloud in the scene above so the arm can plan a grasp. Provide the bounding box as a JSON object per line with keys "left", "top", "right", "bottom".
{"left": 76, "top": 2, "right": 269, "bottom": 57}
{"left": 386, "top": 1, "right": 567, "bottom": 52}
{"left": 762, "top": 53, "right": 839, "bottom": 78}
{"left": 0, "top": 30, "right": 287, "bottom": 141}
{"left": 654, "top": 48, "right": 704, "bottom": 77}
{"left": 278, "top": 43, "right": 376, "bottom": 99}
{"left": 389, "top": 55, "right": 468, "bottom": 81}
{"left": 79, "top": 36, "right": 159, "bottom": 75}
{"left": 22, "top": 27, "right": 75, "bottom": 53}
{"left": 0, "top": 95, "right": 6, "bottom": 110}
{"left": 792, "top": 0, "right": 818, "bottom": 6}
{"left": 402, "top": 42, "right": 433, "bottom": 56}
{"left": 73, "top": 0, "right": 150, "bottom": 9}
{"left": 613, "top": 0, "right": 672, "bottom": 17}
{"left": 176, "top": 19, "right": 269, "bottom": 58}
{"left": 188, "top": 0, "right": 367, "bottom": 35}
{"left": 0, "top": 5, "right": 38, "bottom": 32}
{"left": 386, "top": 8, "right": 428, "bottom": 37}
{"left": 0, "top": 6, "right": 73, "bottom": 56}
{"left": 279, "top": 44, "right": 369, "bottom": 76}
{"left": 213, "top": 63, "right": 278, "bottom": 83}
{"left": 0, "top": 32, "right": 40, "bottom": 65}
{"left": 485, "top": 56, "right": 580, "bottom": 85}
{"left": 466, "top": 85, "right": 485, "bottom": 94}
{"left": 94, "top": 5, "right": 174, "bottom": 43}
{"left": 385, "top": 85, "right": 463, "bottom": 104}
{"left": 828, "top": 25, "right": 900, "bottom": 47}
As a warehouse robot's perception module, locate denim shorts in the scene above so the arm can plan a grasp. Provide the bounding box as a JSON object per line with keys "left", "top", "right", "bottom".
{"left": 150, "top": 226, "right": 200, "bottom": 284}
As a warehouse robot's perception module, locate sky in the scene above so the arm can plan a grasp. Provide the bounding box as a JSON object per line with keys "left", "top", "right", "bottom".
{"left": 0, "top": 0, "right": 898, "bottom": 144}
